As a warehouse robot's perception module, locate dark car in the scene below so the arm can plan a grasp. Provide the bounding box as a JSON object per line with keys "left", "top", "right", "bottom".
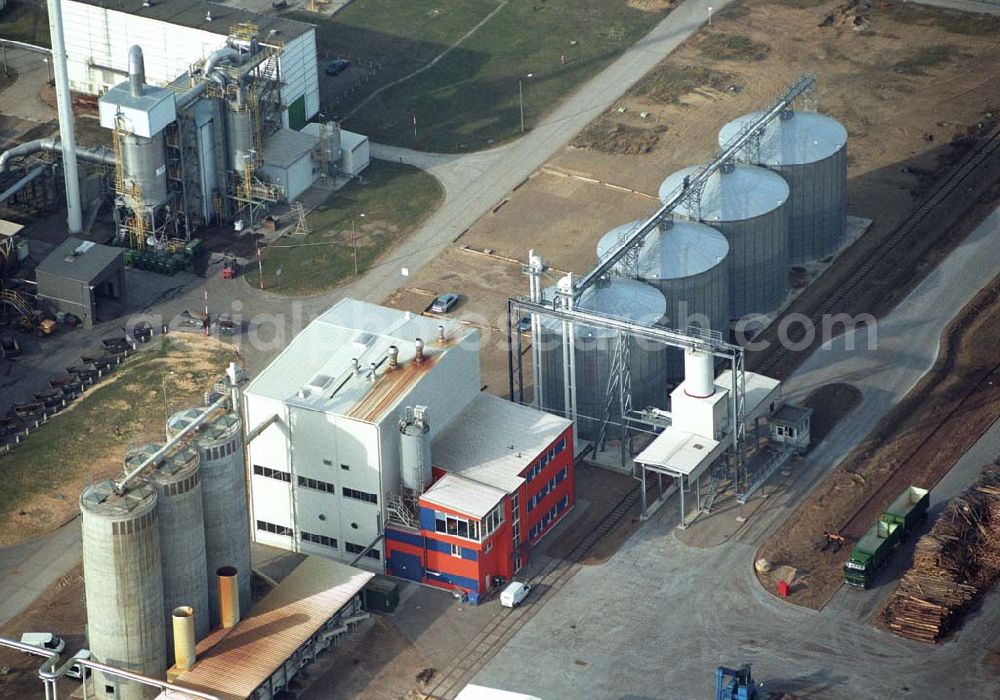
{"left": 325, "top": 59, "right": 351, "bottom": 76}
{"left": 431, "top": 293, "right": 459, "bottom": 314}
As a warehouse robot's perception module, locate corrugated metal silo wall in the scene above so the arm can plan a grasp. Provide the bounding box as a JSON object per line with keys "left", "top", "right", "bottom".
{"left": 646, "top": 262, "right": 729, "bottom": 384}
{"left": 772, "top": 144, "right": 847, "bottom": 262}
{"left": 82, "top": 497, "right": 166, "bottom": 699}
{"left": 717, "top": 204, "right": 789, "bottom": 319}
{"left": 539, "top": 327, "right": 668, "bottom": 441}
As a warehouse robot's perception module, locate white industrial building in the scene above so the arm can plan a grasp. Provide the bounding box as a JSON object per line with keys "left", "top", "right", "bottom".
{"left": 63, "top": 0, "right": 320, "bottom": 130}
{"left": 243, "top": 300, "right": 483, "bottom": 570}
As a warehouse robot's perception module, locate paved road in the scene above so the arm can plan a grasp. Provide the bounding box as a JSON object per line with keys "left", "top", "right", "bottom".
{"left": 0, "top": 520, "right": 80, "bottom": 628}
{"left": 472, "top": 207, "right": 1000, "bottom": 698}
{"left": 911, "top": 0, "right": 1000, "bottom": 16}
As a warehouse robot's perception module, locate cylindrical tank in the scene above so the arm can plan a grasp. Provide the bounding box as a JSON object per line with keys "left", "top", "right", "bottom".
{"left": 167, "top": 407, "right": 252, "bottom": 621}
{"left": 684, "top": 350, "right": 716, "bottom": 397}
{"left": 596, "top": 219, "right": 730, "bottom": 334}
{"left": 80, "top": 479, "right": 165, "bottom": 700}
{"left": 171, "top": 606, "right": 196, "bottom": 672}
{"left": 660, "top": 164, "right": 790, "bottom": 318}
{"left": 225, "top": 102, "right": 254, "bottom": 171}
{"left": 120, "top": 132, "right": 168, "bottom": 209}
{"left": 399, "top": 406, "right": 432, "bottom": 492}
{"left": 129, "top": 443, "right": 209, "bottom": 656}
{"left": 538, "top": 278, "right": 668, "bottom": 441}
{"left": 719, "top": 110, "right": 847, "bottom": 262}
{"left": 218, "top": 566, "right": 241, "bottom": 629}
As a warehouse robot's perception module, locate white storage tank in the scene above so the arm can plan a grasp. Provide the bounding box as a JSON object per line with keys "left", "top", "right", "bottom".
{"left": 167, "top": 407, "right": 252, "bottom": 621}
{"left": 80, "top": 480, "right": 165, "bottom": 700}
{"left": 660, "top": 164, "right": 789, "bottom": 318}
{"left": 719, "top": 110, "right": 847, "bottom": 262}
{"left": 537, "top": 278, "right": 668, "bottom": 441}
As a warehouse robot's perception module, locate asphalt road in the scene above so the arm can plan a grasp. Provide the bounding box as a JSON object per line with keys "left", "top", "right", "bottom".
{"left": 471, "top": 207, "right": 1000, "bottom": 698}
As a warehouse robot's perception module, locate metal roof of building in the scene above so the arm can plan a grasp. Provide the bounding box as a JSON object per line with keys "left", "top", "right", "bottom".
{"left": 421, "top": 473, "right": 507, "bottom": 519}
{"left": 539, "top": 278, "right": 666, "bottom": 338}
{"left": 659, "top": 164, "right": 789, "bottom": 223}
{"left": 715, "top": 369, "right": 781, "bottom": 422}
{"left": 719, "top": 110, "right": 848, "bottom": 166}
{"left": 172, "top": 556, "right": 373, "bottom": 700}
{"left": 0, "top": 220, "right": 25, "bottom": 237}
{"left": 431, "top": 393, "right": 572, "bottom": 493}
{"left": 633, "top": 428, "right": 725, "bottom": 479}
{"left": 456, "top": 685, "right": 544, "bottom": 700}
{"left": 35, "top": 237, "right": 124, "bottom": 282}
{"left": 67, "top": 0, "right": 314, "bottom": 40}
{"left": 596, "top": 219, "right": 729, "bottom": 280}
{"left": 770, "top": 403, "right": 811, "bottom": 426}
{"left": 244, "top": 299, "right": 476, "bottom": 422}
{"left": 262, "top": 128, "right": 319, "bottom": 169}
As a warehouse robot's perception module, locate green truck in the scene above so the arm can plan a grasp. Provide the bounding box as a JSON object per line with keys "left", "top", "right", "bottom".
{"left": 844, "top": 486, "right": 930, "bottom": 589}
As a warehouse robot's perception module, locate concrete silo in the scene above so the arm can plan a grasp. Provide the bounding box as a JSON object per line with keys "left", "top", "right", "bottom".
{"left": 719, "top": 110, "right": 848, "bottom": 262}
{"left": 660, "top": 163, "right": 789, "bottom": 318}
{"left": 129, "top": 443, "right": 209, "bottom": 656}
{"left": 537, "top": 278, "right": 668, "bottom": 441}
{"left": 80, "top": 480, "right": 165, "bottom": 700}
{"left": 167, "top": 407, "right": 252, "bottom": 621}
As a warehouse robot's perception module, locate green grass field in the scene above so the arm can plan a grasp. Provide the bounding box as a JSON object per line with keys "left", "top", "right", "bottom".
{"left": 247, "top": 160, "right": 443, "bottom": 296}
{"left": 299, "top": 0, "right": 669, "bottom": 152}
{"left": 0, "top": 0, "right": 51, "bottom": 47}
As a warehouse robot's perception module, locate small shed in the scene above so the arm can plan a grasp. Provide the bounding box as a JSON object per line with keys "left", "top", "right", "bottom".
{"left": 339, "top": 130, "right": 370, "bottom": 177}
{"left": 259, "top": 128, "right": 320, "bottom": 202}
{"left": 770, "top": 403, "right": 812, "bottom": 452}
{"left": 35, "top": 237, "right": 125, "bottom": 328}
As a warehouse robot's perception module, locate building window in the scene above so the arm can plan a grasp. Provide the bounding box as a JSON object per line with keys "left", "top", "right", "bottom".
{"left": 300, "top": 531, "right": 337, "bottom": 549}
{"left": 253, "top": 465, "right": 290, "bottom": 483}
{"left": 346, "top": 542, "right": 381, "bottom": 560}
{"left": 433, "top": 511, "right": 480, "bottom": 542}
{"left": 341, "top": 463, "right": 350, "bottom": 471}
{"left": 450, "top": 543, "right": 462, "bottom": 558}
{"left": 298, "top": 475, "right": 336, "bottom": 494}
{"left": 256, "top": 520, "right": 292, "bottom": 536}
{"left": 323, "top": 459, "right": 333, "bottom": 466}
{"left": 482, "top": 503, "right": 504, "bottom": 538}
{"left": 342, "top": 487, "right": 378, "bottom": 504}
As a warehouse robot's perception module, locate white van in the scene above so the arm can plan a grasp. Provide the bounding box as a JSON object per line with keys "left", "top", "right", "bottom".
{"left": 66, "top": 649, "right": 91, "bottom": 680}
{"left": 19, "top": 633, "right": 65, "bottom": 654}
{"left": 500, "top": 581, "right": 531, "bottom": 608}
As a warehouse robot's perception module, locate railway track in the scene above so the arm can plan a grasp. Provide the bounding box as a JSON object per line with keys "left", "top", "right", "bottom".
{"left": 753, "top": 124, "right": 1000, "bottom": 378}
{"left": 424, "top": 485, "right": 642, "bottom": 699}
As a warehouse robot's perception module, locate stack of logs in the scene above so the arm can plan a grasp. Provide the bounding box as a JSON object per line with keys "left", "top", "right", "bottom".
{"left": 882, "top": 466, "right": 1000, "bottom": 642}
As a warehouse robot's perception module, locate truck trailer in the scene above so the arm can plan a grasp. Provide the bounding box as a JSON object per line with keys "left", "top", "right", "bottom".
{"left": 844, "top": 485, "right": 930, "bottom": 589}
{"left": 882, "top": 486, "right": 930, "bottom": 534}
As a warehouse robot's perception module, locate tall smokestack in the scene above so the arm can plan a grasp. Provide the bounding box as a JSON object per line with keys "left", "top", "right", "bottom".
{"left": 46, "top": 0, "right": 83, "bottom": 233}
{"left": 128, "top": 45, "right": 145, "bottom": 97}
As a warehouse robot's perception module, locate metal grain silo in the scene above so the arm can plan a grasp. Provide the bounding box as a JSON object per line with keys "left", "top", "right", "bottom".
{"left": 80, "top": 480, "right": 165, "bottom": 700}
{"left": 719, "top": 110, "right": 847, "bottom": 262}
{"left": 537, "top": 278, "right": 668, "bottom": 441}
{"left": 128, "top": 443, "right": 209, "bottom": 657}
{"left": 167, "top": 407, "right": 252, "bottom": 622}
{"left": 399, "top": 406, "right": 432, "bottom": 493}
{"left": 660, "top": 164, "right": 789, "bottom": 318}
{"left": 597, "top": 219, "right": 730, "bottom": 384}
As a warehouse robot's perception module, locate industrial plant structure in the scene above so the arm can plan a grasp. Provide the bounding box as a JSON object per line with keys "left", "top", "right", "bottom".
{"left": 243, "top": 299, "right": 576, "bottom": 601}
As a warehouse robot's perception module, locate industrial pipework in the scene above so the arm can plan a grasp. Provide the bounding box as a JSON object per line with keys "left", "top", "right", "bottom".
{"left": 0, "top": 138, "right": 116, "bottom": 173}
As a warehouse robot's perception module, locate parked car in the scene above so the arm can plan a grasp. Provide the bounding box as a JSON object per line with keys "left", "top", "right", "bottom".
{"left": 325, "top": 59, "right": 351, "bottom": 76}
{"left": 66, "top": 649, "right": 91, "bottom": 680}
{"left": 500, "top": 581, "right": 531, "bottom": 608}
{"left": 431, "top": 293, "right": 459, "bottom": 314}
{"left": 20, "top": 633, "right": 65, "bottom": 654}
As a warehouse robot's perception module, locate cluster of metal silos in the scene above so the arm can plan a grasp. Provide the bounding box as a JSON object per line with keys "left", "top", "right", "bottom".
{"left": 79, "top": 406, "right": 251, "bottom": 700}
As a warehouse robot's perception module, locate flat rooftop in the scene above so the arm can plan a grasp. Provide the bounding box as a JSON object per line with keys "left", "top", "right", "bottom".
{"left": 67, "top": 0, "right": 314, "bottom": 41}
{"left": 262, "top": 128, "right": 319, "bottom": 168}
{"left": 421, "top": 473, "right": 507, "bottom": 519}
{"left": 171, "top": 556, "right": 373, "bottom": 700}
{"left": 633, "top": 428, "right": 728, "bottom": 480}
{"left": 715, "top": 370, "right": 781, "bottom": 422}
{"left": 35, "top": 237, "right": 123, "bottom": 282}
{"left": 244, "top": 298, "right": 476, "bottom": 422}
{"left": 431, "top": 393, "right": 572, "bottom": 493}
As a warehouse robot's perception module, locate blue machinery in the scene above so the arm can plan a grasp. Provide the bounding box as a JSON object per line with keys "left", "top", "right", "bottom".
{"left": 716, "top": 664, "right": 758, "bottom": 700}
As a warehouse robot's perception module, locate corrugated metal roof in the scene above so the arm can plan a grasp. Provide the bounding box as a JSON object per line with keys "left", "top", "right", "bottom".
{"left": 421, "top": 473, "right": 507, "bottom": 519}
{"left": 67, "top": 0, "right": 313, "bottom": 40}
{"left": 596, "top": 219, "right": 729, "bottom": 280}
{"left": 262, "top": 128, "right": 319, "bottom": 169}
{"left": 172, "top": 556, "right": 373, "bottom": 700}
{"left": 35, "top": 237, "right": 123, "bottom": 282}
{"left": 660, "top": 164, "right": 789, "bottom": 222}
{"left": 719, "top": 111, "right": 847, "bottom": 166}
{"left": 244, "top": 299, "right": 475, "bottom": 421}
{"left": 538, "top": 278, "right": 666, "bottom": 337}
{"left": 430, "top": 393, "right": 572, "bottom": 493}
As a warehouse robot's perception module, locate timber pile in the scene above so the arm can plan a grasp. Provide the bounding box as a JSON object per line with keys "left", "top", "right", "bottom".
{"left": 882, "top": 466, "right": 1000, "bottom": 642}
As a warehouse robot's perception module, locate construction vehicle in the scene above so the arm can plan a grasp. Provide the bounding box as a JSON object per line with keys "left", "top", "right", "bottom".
{"left": 16, "top": 313, "right": 57, "bottom": 337}
{"left": 844, "top": 485, "right": 930, "bottom": 589}
{"left": 716, "top": 664, "right": 757, "bottom": 700}
{"left": 221, "top": 255, "right": 240, "bottom": 279}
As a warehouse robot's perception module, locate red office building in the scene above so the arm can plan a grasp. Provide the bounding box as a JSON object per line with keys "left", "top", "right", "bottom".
{"left": 384, "top": 394, "right": 574, "bottom": 602}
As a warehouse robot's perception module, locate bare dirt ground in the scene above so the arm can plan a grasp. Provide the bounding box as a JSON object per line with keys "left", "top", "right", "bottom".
{"left": 757, "top": 274, "right": 1000, "bottom": 608}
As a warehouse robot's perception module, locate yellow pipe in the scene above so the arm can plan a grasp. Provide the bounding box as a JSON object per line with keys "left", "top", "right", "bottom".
{"left": 172, "top": 606, "right": 196, "bottom": 671}
{"left": 217, "top": 566, "right": 240, "bottom": 629}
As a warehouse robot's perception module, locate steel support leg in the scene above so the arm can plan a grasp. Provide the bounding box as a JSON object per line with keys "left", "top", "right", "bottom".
{"left": 679, "top": 476, "right": 685, "bottom": 526}
{"left": 641, "top": 467, "right": 647, "bottom": 517}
